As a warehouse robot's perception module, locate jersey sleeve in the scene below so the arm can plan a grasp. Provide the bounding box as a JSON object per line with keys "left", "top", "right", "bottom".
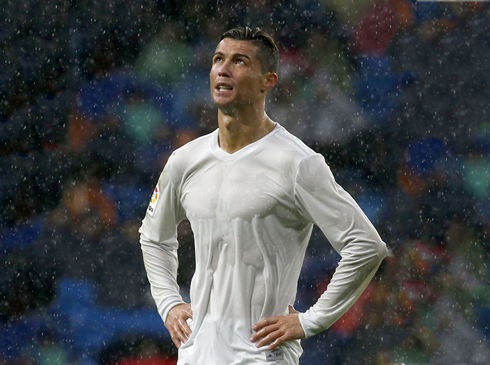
{"left": 294, "top": 154, "right": 388, "bottom": 338}
{"left": 139, "top": 154, "right": 187, "bottom": 324}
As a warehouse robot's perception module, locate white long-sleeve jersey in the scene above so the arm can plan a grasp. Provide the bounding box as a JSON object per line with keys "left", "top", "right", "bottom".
{"left": 139, "top": 124, "right": 387, "bottom": 364}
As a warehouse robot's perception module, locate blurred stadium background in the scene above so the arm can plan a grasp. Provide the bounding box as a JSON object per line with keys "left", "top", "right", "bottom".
{"left": 1, "top": 0, "right": 489, "bottom": 364}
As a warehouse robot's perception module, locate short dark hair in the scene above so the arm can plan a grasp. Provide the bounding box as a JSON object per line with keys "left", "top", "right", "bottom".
{"left": 220, "top": 27, "right": 279, "bottom": 74}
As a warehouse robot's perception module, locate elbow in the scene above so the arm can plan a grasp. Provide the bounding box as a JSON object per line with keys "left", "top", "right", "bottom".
{"left": 372, "top": 239, "right": 388, "bottom": 267}
{"left": 340, "top": 236, "right": 388, "bottom": 269}
{"left": 377, "top": 239, "right": 388, "bottom": 259}
{"left": 368, "top": 235, "right": 387, "bottom": 257}
{"left": 358, "top": 239, "right": 387, "bottom": 274}
{"left": 358, "top": 236, "right": 389, "bottom": 268}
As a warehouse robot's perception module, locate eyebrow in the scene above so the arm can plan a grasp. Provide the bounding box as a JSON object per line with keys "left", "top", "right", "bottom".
{"left": 213, "top": 51, "right": 252, "bottom": 61}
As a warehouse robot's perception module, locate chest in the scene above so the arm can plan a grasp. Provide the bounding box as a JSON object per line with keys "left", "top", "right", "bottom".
{"left": 181, "top": 159, "right": 294, "bottom": 222}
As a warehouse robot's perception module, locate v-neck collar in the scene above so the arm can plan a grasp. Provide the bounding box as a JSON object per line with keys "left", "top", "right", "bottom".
{"left": 210, "top": 123, "right": 280, "bottom": 162}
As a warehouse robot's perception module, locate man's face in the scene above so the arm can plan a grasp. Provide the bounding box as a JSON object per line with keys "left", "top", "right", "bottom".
{"left": 210, "top": 38, "right": 266, "bottom": 112}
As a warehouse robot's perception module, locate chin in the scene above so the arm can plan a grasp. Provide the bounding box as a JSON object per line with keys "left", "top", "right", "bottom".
{"left": 213, "top": 97, "right": 234, "bottom": 110}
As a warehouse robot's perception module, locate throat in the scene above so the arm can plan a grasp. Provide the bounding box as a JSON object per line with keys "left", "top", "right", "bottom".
{"left": 218, "top": 115, "right": 276, "bottom": 154}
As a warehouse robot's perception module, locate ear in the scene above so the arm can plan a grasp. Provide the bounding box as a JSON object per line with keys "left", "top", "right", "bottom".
{"left": 261, "top": 72, "right": 278, "bottom": 93}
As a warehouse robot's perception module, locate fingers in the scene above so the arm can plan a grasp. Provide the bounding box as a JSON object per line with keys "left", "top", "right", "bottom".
{"left": 179, "top": 314, "right": 192, "bottom": 338}
{"left": 169, "top": 330, "right": 184, "bottom": 349}
{"left": 169, "top": 326, "right": 185, "bottom": 348}
{"left": 252, "top": 317, "right": 275, "bottom": 333}
{"left": 252, "top": 323, "right": 293, "bottom": 350}
{"left": 166, "top": 303, "right": 193, "bottom": 348}
{"left": 250, "top": 317, "right": 287, "bottom": 349}
{"left": 251, "top": 309, "right": 305, "bottom": 350}
{"left": 256, "top": 328, "right": 284, "bottom": 350}
{"left": 250, "top": 319, "right": 280, "bottom": 342}
{"left": 169, "top": 319, "right": 190, "bottom": 348}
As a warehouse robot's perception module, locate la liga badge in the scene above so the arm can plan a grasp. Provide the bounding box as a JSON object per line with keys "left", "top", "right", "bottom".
{"left": 147, "top": 186, "right": 158, "bottom": 217}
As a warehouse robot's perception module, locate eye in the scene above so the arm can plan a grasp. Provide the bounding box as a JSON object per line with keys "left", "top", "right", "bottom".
{"left": 235, "top": 59, "right": 245, "bottom": 65}
{"left": 213, "top": 56, "right": 222, "bottom": 63}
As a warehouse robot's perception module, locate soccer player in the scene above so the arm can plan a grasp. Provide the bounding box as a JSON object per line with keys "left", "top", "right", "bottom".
{"left": 139, "top": 27, "right": 388, "bottom": 364}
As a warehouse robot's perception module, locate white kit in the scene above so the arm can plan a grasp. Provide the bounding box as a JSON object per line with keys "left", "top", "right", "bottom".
{"left": 140, "top": 124, "right": 387, "bottom": 364}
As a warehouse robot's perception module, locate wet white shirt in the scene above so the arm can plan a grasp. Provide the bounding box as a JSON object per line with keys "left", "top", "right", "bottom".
{"left": 139, "top": 124, "right": 387, "bottom": 365}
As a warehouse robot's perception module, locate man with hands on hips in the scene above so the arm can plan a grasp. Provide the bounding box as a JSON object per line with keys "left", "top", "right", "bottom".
{"left": 139, "top": 26, "right": 388, "bottom": 364}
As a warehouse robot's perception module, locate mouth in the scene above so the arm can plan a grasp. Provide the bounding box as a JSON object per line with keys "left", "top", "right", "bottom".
{"left": 215, "top": 82, "right": 233, "bottom": 92}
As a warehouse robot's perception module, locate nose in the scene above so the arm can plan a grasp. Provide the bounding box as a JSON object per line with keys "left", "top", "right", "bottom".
{"left": 216, "top": 59, "right": 231, "bottom": 77}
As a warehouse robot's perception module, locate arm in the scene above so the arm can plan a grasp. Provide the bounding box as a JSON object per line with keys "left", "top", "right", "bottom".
{"left": 139, "top": 156, "right": 192, "bottom": 346}
{"left": 251, "top": 154, "right": 387, "bottom": 348}
{"left": 295, "top": 154, "right": 388, "bottom": 338}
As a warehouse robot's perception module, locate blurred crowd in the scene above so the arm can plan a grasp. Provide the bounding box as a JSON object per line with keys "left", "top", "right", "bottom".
{"left": 1, "top": 0, "right": 489, "bottom": 364}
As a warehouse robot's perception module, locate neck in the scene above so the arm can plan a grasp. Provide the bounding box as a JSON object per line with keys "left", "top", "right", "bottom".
{"left": 217, "top": 106, "right": 276, "bottom": 154}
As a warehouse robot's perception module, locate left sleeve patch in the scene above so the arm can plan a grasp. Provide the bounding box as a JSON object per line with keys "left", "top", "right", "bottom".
{"left": 147, "top": 186, "right": 158, "bottom": 217}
